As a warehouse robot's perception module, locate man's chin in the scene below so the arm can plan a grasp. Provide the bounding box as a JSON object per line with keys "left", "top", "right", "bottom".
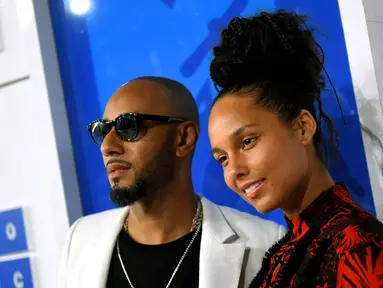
{"left": 109, "top": 183, "right": 145, "bottom": 207}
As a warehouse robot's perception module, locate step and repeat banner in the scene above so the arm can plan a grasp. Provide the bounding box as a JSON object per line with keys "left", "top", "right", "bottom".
{"left": 0, "top": 208, "right": 33, "bottom": 287}
{"left": 50, "top": 0, "right": 376, "bottom": 225}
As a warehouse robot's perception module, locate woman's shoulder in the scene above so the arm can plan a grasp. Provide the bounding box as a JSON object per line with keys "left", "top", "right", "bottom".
{"left": 327, "top": 213, "right": 383, "bottom": 287}
{"left": 326, "top": 206, "right": 383, "bottom": 254}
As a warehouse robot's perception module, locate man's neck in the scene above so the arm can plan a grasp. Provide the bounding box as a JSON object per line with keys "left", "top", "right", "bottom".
{"left": 125, "top": 186, "right": 198, "bottom": 245}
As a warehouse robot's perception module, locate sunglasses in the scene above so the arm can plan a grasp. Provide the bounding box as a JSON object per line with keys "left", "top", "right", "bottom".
{"left": 88, "top": 112, "right": 186, "bottom": 146}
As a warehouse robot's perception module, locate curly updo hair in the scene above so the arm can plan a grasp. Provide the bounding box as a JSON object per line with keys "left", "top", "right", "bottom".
{"left": 210, "top": 10, "right": 342, "bottom": 164}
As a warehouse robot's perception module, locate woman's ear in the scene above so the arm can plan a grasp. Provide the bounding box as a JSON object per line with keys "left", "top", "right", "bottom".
{"left": 296, "top": 109, "right": 317, "bottom": 146}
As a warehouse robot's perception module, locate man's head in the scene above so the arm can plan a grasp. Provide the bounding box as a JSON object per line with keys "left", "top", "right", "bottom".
{"left": 88, "top": 77, "right": 199, "bottom": 206}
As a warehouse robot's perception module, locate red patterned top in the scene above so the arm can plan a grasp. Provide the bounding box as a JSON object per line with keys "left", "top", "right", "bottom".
{"left": 250, "top": 183, "right": 383, "bottom": 288}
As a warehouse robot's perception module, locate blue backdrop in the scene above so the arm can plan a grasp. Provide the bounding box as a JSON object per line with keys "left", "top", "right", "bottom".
{"left": 50, "top": 0, "right": 375, "bottom": 226}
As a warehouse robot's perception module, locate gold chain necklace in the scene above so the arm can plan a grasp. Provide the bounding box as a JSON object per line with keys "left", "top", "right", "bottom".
{"left": 117, "top": 200, "right": 203, "bottom": 288}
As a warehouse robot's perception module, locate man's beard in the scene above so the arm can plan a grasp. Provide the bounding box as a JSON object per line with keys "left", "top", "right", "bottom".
{"left": 110, "top": 177, "right": 146, "bottom": 207}
{"left": 109, "top": 132, "right": 176, "bottom": 207}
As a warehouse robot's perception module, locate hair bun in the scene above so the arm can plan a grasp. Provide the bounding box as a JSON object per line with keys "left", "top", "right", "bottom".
{"left": 210, "top": 10, "right": 321, "bottom": 92}
{"left": 220, "top": 17, "right": 251, "bottom": 59}
{"left": 210, "top": 17, "right": 252, "bottom": 89}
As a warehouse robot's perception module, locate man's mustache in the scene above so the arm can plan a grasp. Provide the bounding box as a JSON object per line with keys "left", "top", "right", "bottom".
{"left": 106, "top": 158, "right": 133, "bottom": 170}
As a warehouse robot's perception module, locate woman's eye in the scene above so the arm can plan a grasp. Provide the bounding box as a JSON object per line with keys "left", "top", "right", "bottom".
{"left": 243, "top": 137, "right": 257, "bottom": 148}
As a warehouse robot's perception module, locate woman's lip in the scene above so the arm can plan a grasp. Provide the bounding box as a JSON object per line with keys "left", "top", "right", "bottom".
{"left": 243, "top": 179, "right": 266, "bottom": 200}
{"left": 238, "top": 178, "right": 265, "bottom": 191}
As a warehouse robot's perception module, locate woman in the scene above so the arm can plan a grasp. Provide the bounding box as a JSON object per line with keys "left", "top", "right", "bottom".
{"left": 208, "top": 10, "right": 383, "bottom": 287}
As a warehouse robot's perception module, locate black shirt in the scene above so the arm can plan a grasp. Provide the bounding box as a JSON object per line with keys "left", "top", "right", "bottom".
{"left": 106, "top": 228, "right": 201, "bottom": 288}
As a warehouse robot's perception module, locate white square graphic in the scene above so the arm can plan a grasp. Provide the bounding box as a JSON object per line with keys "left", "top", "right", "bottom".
{"left": 0, "top": 11, "right": 3, "bottom": 52}
{"left": 0, "top": 1, "right": 29, "bottom": 86}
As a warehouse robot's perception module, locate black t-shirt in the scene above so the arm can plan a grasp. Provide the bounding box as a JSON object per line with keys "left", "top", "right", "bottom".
{"left": 106, "top": 228, "right": 201, "bottom": 288}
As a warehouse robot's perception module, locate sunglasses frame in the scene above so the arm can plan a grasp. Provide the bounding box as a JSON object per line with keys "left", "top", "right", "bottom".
{"left": 88, "top": 112, "right": 186, "bottom": 146}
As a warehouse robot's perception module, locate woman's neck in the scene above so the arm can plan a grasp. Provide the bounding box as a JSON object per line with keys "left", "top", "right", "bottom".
{"left": 283, "top": 161, "right": 334, "bottom": 220}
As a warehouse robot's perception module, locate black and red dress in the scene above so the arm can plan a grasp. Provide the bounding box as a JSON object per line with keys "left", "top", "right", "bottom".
{"left": 250, "top": 183, "right": 383, "bottom": 287}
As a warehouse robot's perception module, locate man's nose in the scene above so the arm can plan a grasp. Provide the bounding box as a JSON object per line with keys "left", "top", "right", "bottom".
{"left": 101, "top": 128, "right": 125, "bottom": 157}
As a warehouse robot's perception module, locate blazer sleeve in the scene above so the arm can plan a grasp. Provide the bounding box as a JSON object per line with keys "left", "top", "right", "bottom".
{"left": 57, "top": 218, "right": 82, "bottom": 288}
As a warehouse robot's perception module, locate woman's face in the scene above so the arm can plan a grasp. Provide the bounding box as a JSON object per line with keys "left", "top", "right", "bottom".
{"left": 208, "top": 94, "right": 313, "bottom": 214}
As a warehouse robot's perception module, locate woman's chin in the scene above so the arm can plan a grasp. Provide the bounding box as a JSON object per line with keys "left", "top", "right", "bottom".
{"left": 248, "top": 198, "right": 276, "bottom": 215}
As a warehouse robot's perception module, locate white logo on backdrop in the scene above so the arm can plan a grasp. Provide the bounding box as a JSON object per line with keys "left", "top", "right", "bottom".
{"left": 5, "top": 222, "right": 17, "bottom": 241}
{"left": 13, "top": 271, "right": 24, "bottom": 288}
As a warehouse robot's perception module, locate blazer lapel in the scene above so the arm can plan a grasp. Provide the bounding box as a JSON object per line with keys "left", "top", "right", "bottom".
{"left": 199, "top": 198, "right": 246, "bottom": 288}
{"left": 78, "top": 207, "right": 129, "bottom": 288}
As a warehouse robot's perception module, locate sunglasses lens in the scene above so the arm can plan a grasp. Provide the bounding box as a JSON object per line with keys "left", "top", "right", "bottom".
{"left": 89, "top": 121, "right": 110, "bottom": 146}
{"left": 116, "top": 114, "right": 138, "bottom": 141}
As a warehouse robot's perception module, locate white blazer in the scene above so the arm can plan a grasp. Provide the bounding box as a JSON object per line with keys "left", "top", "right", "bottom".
{"left": 58, "top": 197, "right": 286, "bottom": 288}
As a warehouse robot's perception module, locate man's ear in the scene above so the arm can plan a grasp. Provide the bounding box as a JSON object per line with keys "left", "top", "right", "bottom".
{"left": 175, "top": 121, "right": 199, "bottom": 157}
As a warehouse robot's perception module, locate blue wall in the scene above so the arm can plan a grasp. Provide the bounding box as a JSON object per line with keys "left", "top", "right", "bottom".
{"left": 50, "top": 0, "right": 375, "bottom": 226}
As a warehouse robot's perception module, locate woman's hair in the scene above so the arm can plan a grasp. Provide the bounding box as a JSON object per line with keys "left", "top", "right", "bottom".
{"left": 210, "top": 10, "right": 341, "bottom": 164}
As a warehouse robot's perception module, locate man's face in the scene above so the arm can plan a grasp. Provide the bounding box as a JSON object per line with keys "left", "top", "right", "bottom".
{"left": 100, "top": 80, "right": 179, "bottom": 206}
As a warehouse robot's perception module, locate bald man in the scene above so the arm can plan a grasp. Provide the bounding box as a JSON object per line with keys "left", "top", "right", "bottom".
{"left": 58, "top": 77, "right": 286, "bottom": 288}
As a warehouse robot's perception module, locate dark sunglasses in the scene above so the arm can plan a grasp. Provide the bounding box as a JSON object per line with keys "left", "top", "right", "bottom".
{"left": 88, "top": 112, "right": 185, "bottom": 146}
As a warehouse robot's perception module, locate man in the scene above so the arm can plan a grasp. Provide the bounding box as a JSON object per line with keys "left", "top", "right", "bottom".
{"left": 58, "top": 77, "right": 286, "bottom": 288}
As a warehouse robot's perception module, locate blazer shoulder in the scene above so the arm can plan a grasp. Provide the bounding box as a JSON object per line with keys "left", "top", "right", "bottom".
{"left": 58, "top": 208, "right": 127, "bottom": 286}
{"left": 67, "top": 208, "right": 126, "bottom": 245}
{"left": 75, "top": 208, "right": 126, "bottom": 226}
{"left": 218, "top": 205, "right": 287, "bottom": 244}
